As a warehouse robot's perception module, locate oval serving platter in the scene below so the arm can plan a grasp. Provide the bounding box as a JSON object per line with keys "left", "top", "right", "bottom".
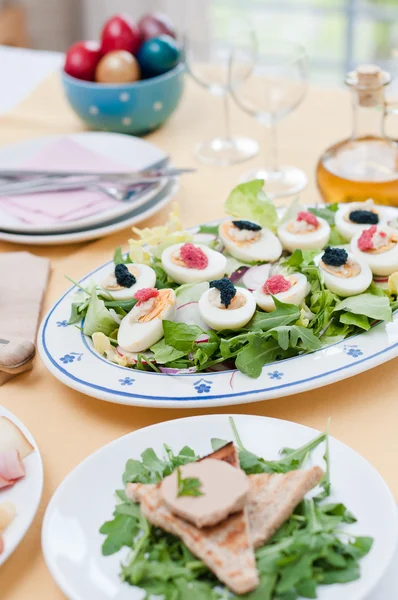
{"left": 38, "top": 210, "right": 398, "bottom": 408}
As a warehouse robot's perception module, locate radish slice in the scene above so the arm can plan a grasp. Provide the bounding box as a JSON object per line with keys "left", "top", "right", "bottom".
{"left": 242, "top": 264, "right": 271, "bottom": 291}
{"left": 159, "top": 366, "right": 197, "bottom": 374}
{"left": 196, "top": 333, "right": 210, "bottom": 343}
{"left": 193, "top": 233, "right": 217, "bottom": 245}
{"left": 230, "top": 266, "right": 249, "bottom": 284}
{"left": 176, "top": 301, "right": 208, "bottom": 330}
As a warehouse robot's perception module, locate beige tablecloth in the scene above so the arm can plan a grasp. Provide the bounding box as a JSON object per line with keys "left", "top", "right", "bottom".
{"left": 1, "top": 73, "right": 397, "bottom": 600}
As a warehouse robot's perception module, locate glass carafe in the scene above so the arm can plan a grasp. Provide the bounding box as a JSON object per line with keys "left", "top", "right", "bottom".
{"left": 316, "top": 64, "right": 398, "bottom": 206}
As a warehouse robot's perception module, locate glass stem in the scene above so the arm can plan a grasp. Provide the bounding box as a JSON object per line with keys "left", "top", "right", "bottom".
{"left": 268, "top": 117, "right": 279, "bottom": 173}
{"left": 223, "top": 93, "right": 232, "bottom": 141}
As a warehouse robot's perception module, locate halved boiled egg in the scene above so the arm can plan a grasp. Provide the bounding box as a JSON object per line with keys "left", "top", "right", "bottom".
{"left": 101, "top": 263, "right": 156, "bottom": 300}
{"left": 335, "top": 199, "right": 388, "bottom": 241}
{"left": 161, "top": 242, "right": 227, "bottom": 284}
{"left": 277, "top": 211, "right": 330, "bottom": 253}
{"left": 350, "top": 225, "right": 398, "bottom": 276}
{"left": 254, "top": 273, "right": 309, "bottom": 312}
{"left": 198, "top": 278, "right": 256, "bottom": 331}
{"left": 117, "top": 288, "right": 176, "bottom": 352}
{"left": 219, "top": 219, "right": 282, "bottom": 263}
{"left": 314, "top": 247, "right": 372, "bottom": 297}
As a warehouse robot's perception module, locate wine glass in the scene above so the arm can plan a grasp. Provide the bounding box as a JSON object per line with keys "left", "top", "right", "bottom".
{"left": 183, "top": 19, "right": 259, "bottom": 166}
{"left": 229, "top": 40, "right": 309, "bottom": 197}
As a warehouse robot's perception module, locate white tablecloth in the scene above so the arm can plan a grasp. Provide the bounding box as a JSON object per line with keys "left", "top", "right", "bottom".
{"left": 0, "top": 44, "right": 397, "bottom": 600}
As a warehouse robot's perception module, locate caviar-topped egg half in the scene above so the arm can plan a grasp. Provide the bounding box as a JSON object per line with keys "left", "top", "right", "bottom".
{"left": 101, "top": 263, "right": 157, "bottom": 300}
{"left": 219, "top": 219, "right": 282, "bottom": 263}
{"left": 254, "top": 273, "right": 309, "bottom": 312}
{"left": 335, "top": 199, "right": 388, "bottom": 241}
{"left": 314, "top": 247, "right": 372, "bottom": 297}
{"left": 277, "top": 211, "right": 331, "bottom": 253}
{"left": 117, "top": 288, "right": 176, "bottom": 352}
{"left": 199, "top": 278, "right": 256, "bottom": 331}
{"left": 161, "top": 242, "right": 227, "bottom": 284}
{"left": 350, "top": 225, "right": 398, "bottom": 276}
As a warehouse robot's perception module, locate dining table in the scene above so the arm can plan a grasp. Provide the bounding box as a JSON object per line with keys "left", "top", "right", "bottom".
{"left": 1, "top": 46, "right": 398, "bottom": 599}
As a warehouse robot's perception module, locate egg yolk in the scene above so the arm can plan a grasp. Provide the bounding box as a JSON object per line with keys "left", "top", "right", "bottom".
{"left": 137, "top": 289, "right": 174, "bottom": 322}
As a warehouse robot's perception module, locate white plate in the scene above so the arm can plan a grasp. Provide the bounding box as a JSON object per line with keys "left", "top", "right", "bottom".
{"left": 0, "top": 179, "right": 178, "bottom": 246}
{"left": 0, "top": 405, "right": 43, "bottom": 566}
{"left": 0, "top": 132, "right": 167, "bottom": 234}
{"left": 38, "top": 212, "right": 398, "bottom": 407}
{"left": 41, "top": 414, "right": 397, "bottom": 600}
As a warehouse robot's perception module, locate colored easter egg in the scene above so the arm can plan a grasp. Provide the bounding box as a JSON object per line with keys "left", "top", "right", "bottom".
{"left": 64, "top": 41, "right": 101, "bottom": 81}
{"left": 137, "top": 35, "right": 180, "bottom": 78}
{"left": 95, "top": 50, "right": 140, "bottom": 83}
{"left": 100, "top": 14, "right": 141, "bottom": 56}
{"left": 138, "top": 12, "right": 176, "bottom": 42}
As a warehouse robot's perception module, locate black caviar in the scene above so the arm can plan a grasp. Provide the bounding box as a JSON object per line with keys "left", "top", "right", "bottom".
{"left": 115, "top": 264, "right": 136, "bottom": 288}
{"left": 210, "top": 278, "right": 237, "bottom": 308}
{"left": 232, "top": 220, "right": 261, "bottom": 232}
{"left": 349, "top": 210, "right": 379, "bottom": 225}
{"left": 321, "top": 247, "right": 348, "bottom": 267}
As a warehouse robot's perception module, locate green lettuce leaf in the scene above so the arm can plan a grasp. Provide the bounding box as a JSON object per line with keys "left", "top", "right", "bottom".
{"left": 162, "top": 321, "right": 204, "bottom": 353}
{"left": 175, "top": 282, "right": 209, "bottom": 306}
{"left": 333, "top": 293, "right": 392, "bottom": 322}
{"left": 224, "top": 179, "right": 278, "bottom": 231}
{"left": 339, "top": 313, "right": 370, "bottom": 331}
{"left": 83, "top": 291, "right": 118, "bottom": 337}
{"left": 150, "top": 339, "right": 187, "bottom": 364}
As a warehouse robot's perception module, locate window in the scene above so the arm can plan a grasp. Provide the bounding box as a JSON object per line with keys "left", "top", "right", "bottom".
{"left": 210, "top": 0, "right": 398, "bottom": 86}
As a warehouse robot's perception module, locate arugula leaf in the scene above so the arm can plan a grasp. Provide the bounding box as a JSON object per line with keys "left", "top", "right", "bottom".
{"left": 248, "top": 299, "right": 301, "bottom": 331}
{"left": 235, "top": 334, "right": 283, "bottom": 378}
{"left": 282, "top": 249, "right": 319, "bottom": 270}
{"left": 163, "top": 320, "right": 204, "bottom": 353}
{"left": 224, "top": 180, "right": 278, "bottom": 231}
{"left": 266, "top": 325, "right": 322, "bottom": 352}
{"left": 114, "top": 246, "right": 132, "bottom": 265}
{"left": 334, "top": 293, "right": 392, "bottom": 322}
{"left": 177, "top": 467, "right": 203, "bottom": 497}
{"left": 194, "top": 330, "right": 220, "bottom": 366}
{"left": 100, "top": 514, "right": 138, "bottom": 555}
{"left": 150, "top": 338, "right": 187, "bottom": 364}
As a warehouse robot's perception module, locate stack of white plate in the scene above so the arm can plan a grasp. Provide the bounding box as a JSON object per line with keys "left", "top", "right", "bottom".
{"left": 0, "top": 132, "right": 179, "bottom": 246}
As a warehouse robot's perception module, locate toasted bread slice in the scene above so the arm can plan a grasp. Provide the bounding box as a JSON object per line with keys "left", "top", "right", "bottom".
{"left": 248, "top": 466, "right": 324, "bottom": 549}
{"left": 128, "top": 482, "right": 258, "bottom": 595}
{"left": 127, "top": 442, "right": 258, "bottom": 596}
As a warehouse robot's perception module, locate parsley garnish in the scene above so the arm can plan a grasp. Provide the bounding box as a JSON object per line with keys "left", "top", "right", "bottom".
{"left": 177, "top": 467, "right": 204, "bottom": 498}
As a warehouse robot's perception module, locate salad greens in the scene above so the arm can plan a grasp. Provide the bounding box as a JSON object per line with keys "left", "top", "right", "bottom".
{"left": 177, "top": 468, "right": 204, "bottom": 498}
{"left": 67, "top": 190, "right": 398, "bottom": 378}
{"left": 100, "top": 419, "right": 373, "bottom": 599}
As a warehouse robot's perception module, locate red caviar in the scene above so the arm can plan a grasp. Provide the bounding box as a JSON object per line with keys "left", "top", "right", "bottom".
{"left": 358, "top": 225, "right": 377, "bottom": 251}
{"left": 297, "top": 211, "right": 318, "bottom": 228}
{"left": 134, "top": 288, "right": 159, "bottom": 304}
{"left": 263, "top": 274, "right": 292, "bottom": 295}
{"left": 180, "top": 243, "right": 208, "bottom": 269}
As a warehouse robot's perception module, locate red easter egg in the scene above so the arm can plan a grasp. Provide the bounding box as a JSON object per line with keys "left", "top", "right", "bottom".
{"left": 64, "top": 41, "right": 101, "bottom": 81}
{"left": 138, "top": 12, "right": 176, "bottom": 42}
{"left": 100, "top": 14, "right": 141, "bottom": 56}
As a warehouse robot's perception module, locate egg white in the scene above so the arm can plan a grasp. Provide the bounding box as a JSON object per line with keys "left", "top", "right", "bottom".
{"left": 277, "top": 217, "right": 330, "bottom": 253}
{"left": 101, "top": 264, "right": 157, "bottom": 300}
{"left": 218, "top": 221, "right": 282, "bottom": 263}
{"left": 314, "top": 251, "right": 372, "bottom": 297}
{"left": 199, "top": 287, "right": 256, "bottom": 331}
{"left": 350, "top": 226, "right": 398, "bottom": 276}
{"left": 335, "top": 203, "right": 388, "bottom": 241}
{"left": 161, "top": 243, "right": 227, "bottom": 284}
{"left": 254, "top": 273, "right": 309, "bottom": 312}
{"left": 117, "top": 289, "right": 176, "bottom": 352}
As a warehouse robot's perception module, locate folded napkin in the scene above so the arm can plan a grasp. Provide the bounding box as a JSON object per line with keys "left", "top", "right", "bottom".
{"left": 0, "top": 138, "right": 148, "bottom": 225}
{"left": 0, "top": 252, "right": 50, "bottom": 384}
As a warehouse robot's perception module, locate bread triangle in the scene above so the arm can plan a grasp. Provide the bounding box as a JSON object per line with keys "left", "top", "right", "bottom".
{"left": 127, "top": 442, "right": 259, "bottom": 595}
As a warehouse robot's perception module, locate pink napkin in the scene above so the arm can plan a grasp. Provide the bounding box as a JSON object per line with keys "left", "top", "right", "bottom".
{"left": 0, "top": 138, "right": 139, "bottom": 225}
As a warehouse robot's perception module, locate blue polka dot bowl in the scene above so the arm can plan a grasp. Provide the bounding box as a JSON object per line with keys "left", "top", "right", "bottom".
{"left": 61, "top": 63, "right": 185, "bottom": 136}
